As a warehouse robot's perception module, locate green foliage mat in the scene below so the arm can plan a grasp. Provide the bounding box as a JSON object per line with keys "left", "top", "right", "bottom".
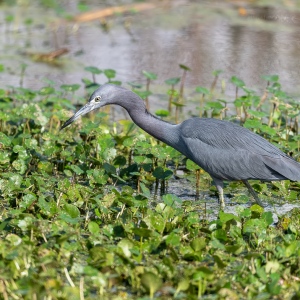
{"left": 0, "top": 72, "right": 300, "bottom": 299}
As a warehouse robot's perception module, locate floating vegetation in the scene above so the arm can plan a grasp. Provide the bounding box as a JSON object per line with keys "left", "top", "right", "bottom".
{"left": 0, "top": 61, "right": 300, "bottom": 298}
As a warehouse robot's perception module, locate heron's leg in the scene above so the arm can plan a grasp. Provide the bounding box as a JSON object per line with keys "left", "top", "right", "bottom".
{"left": 212, "top": 177, "right": 225, "bottom": 209}
{"left": 242, "top": 180, "right": 264, "bottom": 207}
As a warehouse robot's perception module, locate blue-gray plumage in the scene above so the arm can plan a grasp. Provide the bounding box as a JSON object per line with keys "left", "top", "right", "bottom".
{"left": 61, "top": 84, "right": 300, "bottom": 208}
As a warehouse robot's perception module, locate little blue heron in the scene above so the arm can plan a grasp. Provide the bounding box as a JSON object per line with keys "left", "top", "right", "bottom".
{"left": 61, "top": 84, "right": 300, "bottom": 207}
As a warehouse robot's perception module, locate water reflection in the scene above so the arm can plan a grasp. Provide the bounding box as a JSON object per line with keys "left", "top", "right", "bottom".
{"left": 153, "top": 176, "right": 300, "bottom": 222}
{"left": 0, "top": 1, "right": 300, "bottom": 97}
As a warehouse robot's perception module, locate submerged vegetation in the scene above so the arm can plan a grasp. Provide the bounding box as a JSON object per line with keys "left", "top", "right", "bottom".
{"left": 0, "top": 62, "right": 300, "bottom": 299}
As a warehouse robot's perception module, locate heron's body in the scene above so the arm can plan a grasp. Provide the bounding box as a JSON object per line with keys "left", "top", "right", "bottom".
{"left": 61, "top": 84, "right": 300, "bottom": 207}
{"left": 176, "top": 118, "right": 299, "bottom": 182}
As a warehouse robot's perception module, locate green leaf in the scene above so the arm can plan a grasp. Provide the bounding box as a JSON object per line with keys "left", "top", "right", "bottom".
{"left": 144, "top": 212, "right": 165, "bottom": 233}
{"left": 85, "top": 66, "right": 102, "bottom": 74}
{"left": 39, "top": 86, "right": 55, "bottom": 95}
{"left": 230, "top": 76, "right": 245, "bottom": 87}
{"left": 103, "top": 162, "right": 116, "bottom": 175}
{"left": 108, "top": 80, "right": 122, "bottom": 86}
{"left": 64, "top": 169, "right": 73, "bottom": 177}
{"left": 234, "top": 95, "right": 251, "bottom": 108}
{"left": 60, "top": 84, "right": 81, "bottom": 92}
{"left": 225, "top": 244, "right": 244, "bottom": 255}
{"left": 212, "top": 255, "right": 227, "bottom": 269}
{"left": 284, "top": 241, "right": 300, "bottom": 257}
{"left": 87, "top": 169, "right": 109, "bottom": 185}
{"left": 195, "top": 86, "right": 209, "bottom": 95}
{"left": 192, "top": 267, "right": 213, "bottom": 279}
{"left": 186, "top": 159, "right": 200, "bottom": 171}
{"left": 131, "top": 227, "right": 152, "bottom": 238}
{"left": 88, "top": 221, "right": 100, "bottom": 235}
{"left": 18, "top": 216, "right": 34, "bottom": 231}
{"left": 155, "top": 109, "right": 169, "bottom": 117}
{"left": 265, "top": 261, "right": 280, "bottom": 274}
{"left": 210, "top": 238, "right": 226, "bottom": 250}
{"left": 247, "top": 109, "right": 268, "bottom": 118}
{"left": 6, "top": 234, "right": 22, "bottom": 246}
{"left": 20, "top": 194, "right": 36, "bottom": 209}
{"left": 12, "top": 159, "right": 27, "bottom": 174}
{"left": 219, "top": 211, "right": 239, "bottom": 223}
{"left": 176, "top": 279, "right": 190, "bottom": 293}
{"left": 0, "top": 151, "right": 10, "bottom": 164}
{"left": 118, "top": 238, "right": 133, "bottom": 257}
{"left": 262, "top": 75, "right": 279, "bottom": 82}
{"left": 212, "top": 229, "right": 227, "bottom": 241}
{"left": 142, "top": 70, "right": 157, "bottom": 80}
{"left": 204, "top": 101, "right": 224, "bottom": 109}
{"left": 162, "top": 194, "right": 182, "bottom": 207}
{"left": 267, "top": 272, "right": 281, "bottom": 295}
{"left": 141, "top": 272, "right": 162, "bottom": 298}
{"left": 179, "top": 64, "right": 191, "bottom": 71}
{"left": 69, "top": 165, "right": 85, "bottom": 175}
{"left": 134, "top": 89, "right": 151, "bottom": 100}
{"left": 260, "top": 124, "right": 277, "bottom": 136}
{"left": 165, "top": 77, "right": 180, "bottom": 86}
{"left": 261, "top": 212, "right": 273, "bottom": 226}
{"left": 166, "top": 232, "right": 181, "bottom": 246}
{"left": 250, "top": 204, "right": 264, "bottom": 214}
{"left": 190, "top": 237, "right": 206, "bottom": 252}
{"left": 243, "top": 219, "right": 268, "bottom": 234}
{"left": 63, "top": 204, "right": 80, "bottom": 218}
{"left": 0, "top": 132, "right": 11, "bottom": 146}
{"left": 243, "top": 119, "right": 262, "bottom": 129}
{"left": 212, "top": 69, "right": 223, "bottom": 76}
{"left": 37, "top": 161, "right": 53, "bottom": 174}
{"left": 153, "top": 166, "right": 173, "bottom": 179}
{"left": 171, "top": 101, "right": 185, "bottom": 107}
{"left": 139, "top": 182, "right": 151, "bottom": 198}
{"left": 104, "top": 69, "right": 116, "bottom": 79}
{"left": 38, "top": 196, "right": 58, "bottom": 216}
{"left": 113, "top": 155, "right": 127, "bottom": 167}
{"left": 127, "top": 81, "right": 143, "bottom": 89}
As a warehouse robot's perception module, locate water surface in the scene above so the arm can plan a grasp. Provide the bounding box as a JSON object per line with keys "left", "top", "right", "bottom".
{"left": 1, "top": 1, "right": 300, "bottom": 98}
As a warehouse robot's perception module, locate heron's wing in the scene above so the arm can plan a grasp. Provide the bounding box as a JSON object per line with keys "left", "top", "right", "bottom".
{"left": 179, "top": 118, "right": 300, "bottom": 181}
{"left": 179, "top": 134, "right": 283, "bottom": 181}
{"left": 180, "top": 118, "right": 285, "bottom": 157}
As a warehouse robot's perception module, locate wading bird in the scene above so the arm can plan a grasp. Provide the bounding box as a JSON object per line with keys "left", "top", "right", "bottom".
{"left": 61, "top": 84, "right": 300, "bottom": 208}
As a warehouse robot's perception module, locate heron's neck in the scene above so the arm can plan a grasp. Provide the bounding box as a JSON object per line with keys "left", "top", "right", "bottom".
{"left": 118, "top": 93, "right": 180, "bottom": 147}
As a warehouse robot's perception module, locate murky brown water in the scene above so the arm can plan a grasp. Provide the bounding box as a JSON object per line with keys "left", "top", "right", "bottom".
{"left": 1, "top": 1, "right": 300, "bottom": 99}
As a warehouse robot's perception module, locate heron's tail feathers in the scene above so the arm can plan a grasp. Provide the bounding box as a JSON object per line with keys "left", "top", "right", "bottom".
{"left": 264, "top": 156, "right": 300, "bottom": 181}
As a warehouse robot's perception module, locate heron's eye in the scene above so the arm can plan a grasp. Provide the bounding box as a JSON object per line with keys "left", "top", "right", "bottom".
{"left": 94, "top": 96, "right": 101, "bottom": 102}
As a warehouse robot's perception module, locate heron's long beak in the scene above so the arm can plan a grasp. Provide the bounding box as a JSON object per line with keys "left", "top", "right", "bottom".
{"left": 60, "top": 102, "right": 96, "bottom": 130}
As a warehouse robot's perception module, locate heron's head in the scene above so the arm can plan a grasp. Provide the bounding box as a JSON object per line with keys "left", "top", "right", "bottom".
{"left": 60, "top": 84, "right": 128, "bottom": 130}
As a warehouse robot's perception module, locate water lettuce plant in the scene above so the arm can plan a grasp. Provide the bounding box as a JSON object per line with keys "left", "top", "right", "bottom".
{"left": 0, "top": 65, "right": 300, "bottom": 299}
